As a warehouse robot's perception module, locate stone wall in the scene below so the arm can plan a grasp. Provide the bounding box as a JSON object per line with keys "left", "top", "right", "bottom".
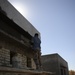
{"left": 0, "top": 47, "right": 36, "bottom": 69}
{"left": 0, "top": 31, "right": 36, "bottom": 69}
{"left": 0, "top": 48, "right": 10, "bottom": 66}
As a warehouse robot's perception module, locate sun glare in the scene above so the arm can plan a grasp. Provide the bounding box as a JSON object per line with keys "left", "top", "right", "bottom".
{"left": 14, "top": 3, "right": 28, "bottom": 17}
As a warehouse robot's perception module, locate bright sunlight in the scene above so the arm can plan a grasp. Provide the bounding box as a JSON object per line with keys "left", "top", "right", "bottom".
{"left": 14, "top": 3, "right": 28, "bottom": 17}
{"left": 8, "top": 1, "right": 28, "bottom": 17}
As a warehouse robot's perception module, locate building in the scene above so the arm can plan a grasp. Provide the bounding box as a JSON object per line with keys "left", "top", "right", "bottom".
{"left": 41, "top": 53, "right": 69, "bottom": 75}
{"left": 0, "top": 0, "right": 52, "bottom": 75}
{"left": 0, "top": 0, "right": 39, "bottom": 69}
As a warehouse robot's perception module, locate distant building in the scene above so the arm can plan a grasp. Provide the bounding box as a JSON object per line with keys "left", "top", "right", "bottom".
{"left": 41, "top": 53, "right": 69, "bottom": 75}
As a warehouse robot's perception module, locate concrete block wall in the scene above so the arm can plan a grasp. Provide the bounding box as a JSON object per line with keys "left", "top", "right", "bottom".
{"left": 16, "top": 53, "right": 27, "bottom": 68}
{"left": 0, "top": 34, "right": 36, "bottom": 69}
{"left": 0, "top": 48, "right": 10, "bottom": 66}
{"left": 31, "top": 58, "right": 36, "bottom": 69}
{"left": 0, "top": 45, "right": 35, "bottom": 69}
{"left": 21, "top": 54, "right": 27, "bottom": 68}
{"left": 0, "top": 39, "right": 10, "bottom": 66}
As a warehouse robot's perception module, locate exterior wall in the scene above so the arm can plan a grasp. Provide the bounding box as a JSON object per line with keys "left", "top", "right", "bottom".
{"left": 58, "top": 55, "right": 69, "bottom": 75}
{"left": 0, "top": 0, "right": 41, "bottom": 69}
{"left": 41, "top": 54, "right": 59, "bottom": 75}
{"left": 0, "top": 0, "right": 40, "bottom": 38}
{"left": 21, "top": 54, "right": 27, "bottom": 68}
{"left": 0, "top": 48, "right": 10, "bottom": 66}
{"left": 0, "top": 12, "right": 36, "bottom": 69}
{"left": 0, "top": 30, "right": 36, "bottom": 69}
{"left": 41, "top": 53, "right": 69, "bottom": 75}
{"left": 31, "top": 58, "right": 36, "bottom": 69}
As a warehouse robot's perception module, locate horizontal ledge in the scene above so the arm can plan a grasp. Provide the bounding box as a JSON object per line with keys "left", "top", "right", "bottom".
{"left": 0, "top": 67, "right": 53, "bottom": 74}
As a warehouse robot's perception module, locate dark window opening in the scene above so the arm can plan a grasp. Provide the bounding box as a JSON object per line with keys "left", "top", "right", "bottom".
{"left": 10, "top": 51, "right": 16, "bottom": 64}
{"left": 27, "top": 57, "right": 31, "bottom": 68}
{"left": 60, "top": 66, "right": 67, "bottom": 75}
{"left": 61, "top": 69, "right": 64, "bottom": 75}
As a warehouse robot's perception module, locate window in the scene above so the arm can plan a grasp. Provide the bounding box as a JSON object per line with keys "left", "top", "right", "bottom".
{"left": 27, "top": 57, "right": 31, "bottom": 68}
{"left": 10, "top": 51, "right": 16, "bottom": 64}
{"left": 60, "top": 66, "right": 67, "bottom": 75}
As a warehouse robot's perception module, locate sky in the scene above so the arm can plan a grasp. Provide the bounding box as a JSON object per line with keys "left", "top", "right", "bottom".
{"left": 8, "top": 0, "right": 75, "bottom": 70}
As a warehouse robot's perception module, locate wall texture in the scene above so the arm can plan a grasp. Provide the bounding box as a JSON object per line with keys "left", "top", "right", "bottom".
{"left": 41, "top": 53, "right": 69, "bottom": 75}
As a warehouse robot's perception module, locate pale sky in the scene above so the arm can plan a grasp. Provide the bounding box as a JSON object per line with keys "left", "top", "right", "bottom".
{"left": 8, "top": 0, "right": 75, "bottom": 70}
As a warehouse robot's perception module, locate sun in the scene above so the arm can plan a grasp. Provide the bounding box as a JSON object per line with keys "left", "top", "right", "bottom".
{"left": 14, "top": 3, "right": 28, "bottom": 17}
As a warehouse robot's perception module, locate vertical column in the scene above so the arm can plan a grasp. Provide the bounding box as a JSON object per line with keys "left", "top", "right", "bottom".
{"left": 31, "top": 58, "right": 36, "bottom": 69}
{"left": 21, "top": 54, "right": 27, "bottom": 68}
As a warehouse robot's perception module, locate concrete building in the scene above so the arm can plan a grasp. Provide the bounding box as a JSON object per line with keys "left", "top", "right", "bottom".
{"left": 0, "top": 0, "right": 52, "bottom": 75}
{"left": 0, "top": 0, "right": 39, "bottom": 69}
{"left": 41, "top": 53, "right": 69, "bottom": 75}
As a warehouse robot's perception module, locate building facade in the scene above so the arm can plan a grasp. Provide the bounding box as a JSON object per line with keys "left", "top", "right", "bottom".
{"left": 0, "top": 0, "right": 62, "bottom": 75}
{"left": 0, "top": 0, "right": 40, "bottom": 69}
{"left": 0, "top": 0, "right": 53, "bottom": 75}
{"left": 41, "top": 53, "right": 69, "bottom": 75}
